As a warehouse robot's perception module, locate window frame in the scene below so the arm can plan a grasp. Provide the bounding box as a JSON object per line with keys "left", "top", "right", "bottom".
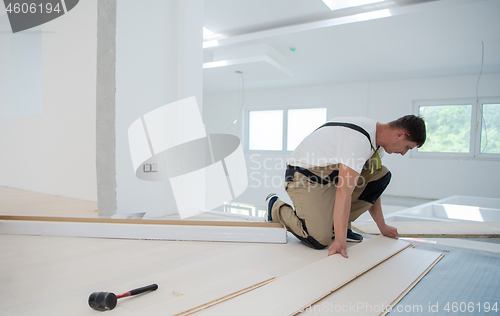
{"left": 475, "top": 97, "right": 500, "bottom": 160}
{"left": 411, "top": 97, "right": 500, "bottom": 160}
{"left": 244, "top": 105, "right": 328, "bottom": 154}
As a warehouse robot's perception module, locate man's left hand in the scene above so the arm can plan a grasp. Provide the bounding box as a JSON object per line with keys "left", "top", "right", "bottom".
{"left": 379, "top": 224, "right": 399, "bottom": 239}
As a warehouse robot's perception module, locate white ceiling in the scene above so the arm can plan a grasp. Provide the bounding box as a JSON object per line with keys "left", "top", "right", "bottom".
{"left": 202, "top": 0, "right": 500, "bottom": 94}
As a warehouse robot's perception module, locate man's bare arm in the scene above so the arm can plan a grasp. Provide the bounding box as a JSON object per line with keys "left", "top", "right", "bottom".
{"left": 368, "top": 197, "right": 399, "bottom": 239}
{"left": 328, "top": 163, "right": 359, "bottom": 258}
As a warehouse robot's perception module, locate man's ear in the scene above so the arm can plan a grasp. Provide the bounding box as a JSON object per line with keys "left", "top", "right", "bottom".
{"left": 396, "top": 129, "right": 405, "bottom": 138}
{"left": 393, "top": 129, "right": 402, "bottom": 139}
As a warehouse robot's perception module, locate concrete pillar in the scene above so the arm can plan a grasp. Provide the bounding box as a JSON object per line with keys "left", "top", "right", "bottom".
{"left": 96, "top": 0, "right": 117, "bottom": 217}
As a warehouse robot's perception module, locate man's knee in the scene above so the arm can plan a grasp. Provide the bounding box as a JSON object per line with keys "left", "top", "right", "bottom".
{"left": 294, "top": 219, "right": 331, "bottom": 250}
{"left": 296, "top": 236, "right": 332, "bottom": 250}
{"left": 306, "top": 231, "right": 332, "bottom": 249}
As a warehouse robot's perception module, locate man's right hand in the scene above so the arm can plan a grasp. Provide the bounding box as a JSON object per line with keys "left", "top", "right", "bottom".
{"left": 328, "top": 239, "right": 348, "bottom": 258}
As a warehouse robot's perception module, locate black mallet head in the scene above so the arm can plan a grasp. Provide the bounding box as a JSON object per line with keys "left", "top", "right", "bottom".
{"left": 88, "top": 292, "right": 118, "bottom": 311}
{"left": 88, "top": 284, "right": 158, "bottom": 311}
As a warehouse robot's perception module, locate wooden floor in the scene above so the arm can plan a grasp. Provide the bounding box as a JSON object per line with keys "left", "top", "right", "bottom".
{"left": 0, "top": 187, "right": 98, "bottom": 218}
{"left": 0, "top": 187, "right": 334, "bottom": 315}
{"left": 0, "top": 187, "right": 244, "bottom": 221}
{"left": 0, "top": 187, "right": 450, "bottom": 315}
{"left": 0, "top": 233, "right": 334, "bottom": 315}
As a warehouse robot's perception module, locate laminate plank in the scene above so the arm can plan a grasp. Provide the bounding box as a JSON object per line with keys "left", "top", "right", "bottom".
{"left": 0, "top": 220, "right": 286, "bottom": 243}
{"left": 2, "top": 241, "right": 273, "bottom": 315}
{"left": 173, "top": 277, "right": 275, "bottom": 316}
{"left": 0, "top": 215, "right": 282, "bottom": 227}
{"left": 194, "top": 236, "right": 410, "bottom": 316}
{"left": 353, "top": 221, "right": 500, "bottom": 238}
{"left": 381, "top": 253, "right": 443, "bottom": 316}
{"left": 98, "top": 269, "right": 274, "bottom": 315}
{"left": 300, "top": 248, "right": 443, "bottom": 315}
{"left": 0, "top": 234, "right": 329, "bottom": 316}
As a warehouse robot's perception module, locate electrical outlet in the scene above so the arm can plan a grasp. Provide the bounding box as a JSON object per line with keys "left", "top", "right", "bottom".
{"left": 143, "top": 164, "right": 151, "bottom": 172}
{"left": 151, "top": 163, "right": 157, "bottom": 172}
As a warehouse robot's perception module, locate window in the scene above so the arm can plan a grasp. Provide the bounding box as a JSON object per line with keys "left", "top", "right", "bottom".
{"left": 412, "top": 98, "right": 500, "bottom": 159}
{"left": 287, "top": 108, "right": 328, "bottom": 151}
{"left": 248, "top": 110, "right": 283, "bottom": 151}
{"left": 247, "top": 107, "right": 327, "bottom": 152}
{"left": 418, "top": 104, "right": 472, "bottom": 154}
{"left": 481, "top": 103, "right": 500, "bottom": 154}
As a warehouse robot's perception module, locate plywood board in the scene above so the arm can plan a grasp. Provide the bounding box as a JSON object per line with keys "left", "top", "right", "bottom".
{"left": 194, "top": 236, "right": 410, "bottom": 316}
{"left": 301, "top": 248, "right": 443, "bottom": 315}
{"left": 353, "top": 221, "right": 500, "bottom": 238}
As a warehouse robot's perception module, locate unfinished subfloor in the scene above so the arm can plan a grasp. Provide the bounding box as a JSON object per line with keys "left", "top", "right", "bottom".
{"left": 1, "top": 187, "right": 499, "bottom": 315}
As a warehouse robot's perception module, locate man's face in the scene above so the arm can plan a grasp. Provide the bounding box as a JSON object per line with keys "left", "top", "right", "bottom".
{"left": 383, "top": 131, "right": 418, "bottom": 156}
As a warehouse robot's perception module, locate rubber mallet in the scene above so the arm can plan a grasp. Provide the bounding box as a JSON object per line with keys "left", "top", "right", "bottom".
{"left": 88, "top": 284, "right": 158, "bottom": 311}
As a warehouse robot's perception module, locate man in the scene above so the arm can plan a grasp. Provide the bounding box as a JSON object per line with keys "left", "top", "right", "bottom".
{"left": 265, "top": 115, "right": 426, "bottom": 258}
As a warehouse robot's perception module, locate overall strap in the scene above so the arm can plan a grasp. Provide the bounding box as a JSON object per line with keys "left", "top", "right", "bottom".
{"left": 315, "top": 122, "right": 371, "bottom": 143}
{"left": 315, "top": 122, "right": 381, "bottom": 173}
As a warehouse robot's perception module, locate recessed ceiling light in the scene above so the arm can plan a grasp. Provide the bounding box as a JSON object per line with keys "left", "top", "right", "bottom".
{"left": 322, "top": 0, "right": 384, "bottom": 11}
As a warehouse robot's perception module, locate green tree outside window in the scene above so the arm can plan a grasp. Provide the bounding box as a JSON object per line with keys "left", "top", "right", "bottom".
{"left": 418, "top": 105, "right": 472, "bottom": 153}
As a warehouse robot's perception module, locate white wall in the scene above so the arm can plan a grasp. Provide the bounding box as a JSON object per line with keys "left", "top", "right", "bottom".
{"left": 115, "top": 0, "right": 203, "bottom": 217}
{"left": 0, "top": 1, "right": 97, "bottom": 201}
{"left": 203, "top": 73, "right": 500, "bottom": 207}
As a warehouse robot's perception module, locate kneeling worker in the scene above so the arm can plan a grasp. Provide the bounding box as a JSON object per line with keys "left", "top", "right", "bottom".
{"left": 265, "top": 115, "right": 426, "bottom": 258}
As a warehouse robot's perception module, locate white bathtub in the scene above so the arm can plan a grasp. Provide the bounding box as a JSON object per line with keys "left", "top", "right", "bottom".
{"left": 385, "top": 195, "right": 500, "bottom": 223}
